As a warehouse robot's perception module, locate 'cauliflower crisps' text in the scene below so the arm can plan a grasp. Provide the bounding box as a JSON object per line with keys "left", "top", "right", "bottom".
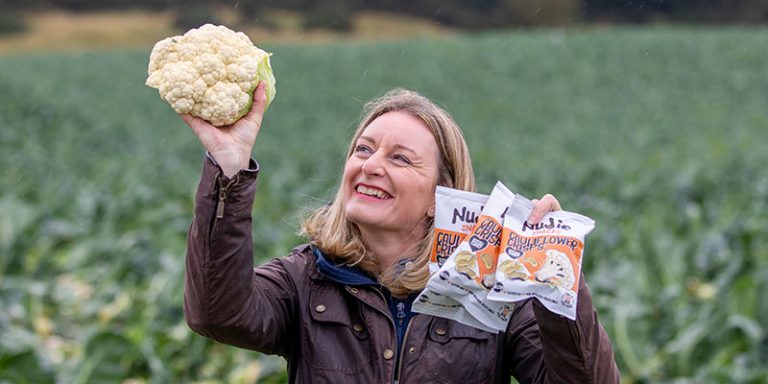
{"left": 146, "top": 24, "right": 276, "bottom": 126}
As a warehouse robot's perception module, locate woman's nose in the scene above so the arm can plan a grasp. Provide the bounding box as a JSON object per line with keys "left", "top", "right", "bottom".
{"left": 362, "top": 154, "right": 384, "bottom": 176}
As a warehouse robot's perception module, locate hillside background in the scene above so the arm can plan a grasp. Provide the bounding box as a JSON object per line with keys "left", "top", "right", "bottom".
{"left": 4, "top": 0, "right": 768, "bottom": 53}
{"left": 1, "top": 1, "right": 767, "bottom": 383}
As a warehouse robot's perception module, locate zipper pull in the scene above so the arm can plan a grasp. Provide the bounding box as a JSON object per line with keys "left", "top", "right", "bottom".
{"left": 215, "top": 175, "right": 238, "bottom": 219}
{"left": 216, "top": 187, "right": 227, "bottom": 219}
{"left": 396, "top": 302, "right": 406, "bottom": 327}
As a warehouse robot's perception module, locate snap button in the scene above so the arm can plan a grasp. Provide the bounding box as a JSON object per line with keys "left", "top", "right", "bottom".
{"left": 435, "top": 328, "right": 447, "bottom": 336}
{"left": 349, "top": 287, "right": 359, "bottom": 294}
{"left": 383, "top": 349, "right": 394, "bottom": 360}
{"left": 408, "top": 346, "right": 416, "bottom": 354}
{"left": 315, "top": 304, "right": 327, "bottom": 313}
{"left": 353, "top": 323, "right": 364, "bottom": 332}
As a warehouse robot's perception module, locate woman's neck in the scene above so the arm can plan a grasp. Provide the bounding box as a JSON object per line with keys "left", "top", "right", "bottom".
{"left": 359, "top": 227, "right": 424, "bottom": 271}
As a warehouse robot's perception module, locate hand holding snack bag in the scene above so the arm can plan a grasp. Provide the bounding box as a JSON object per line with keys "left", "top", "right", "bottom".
{"left": 487, "top": 194, "right": 595, "bottom": 320}
{"left": 415, "top": 182, "right": 516, "bottom": 332}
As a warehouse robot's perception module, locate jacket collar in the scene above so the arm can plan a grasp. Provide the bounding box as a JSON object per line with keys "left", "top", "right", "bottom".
{"left": 312, "top": 246, "right": 379, "bottom": 286}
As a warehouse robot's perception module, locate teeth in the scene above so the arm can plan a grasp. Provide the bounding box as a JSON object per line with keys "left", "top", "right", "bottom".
{"left": 357, "top": 186, "right": 390, "bottom": 199}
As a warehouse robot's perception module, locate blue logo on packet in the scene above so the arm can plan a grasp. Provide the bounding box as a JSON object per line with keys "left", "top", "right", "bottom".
{"left": 468, "top": 235, "right": 488, "bottom": 252}
{"left": 505, "top": 247, "right": 523, "bottom": 259}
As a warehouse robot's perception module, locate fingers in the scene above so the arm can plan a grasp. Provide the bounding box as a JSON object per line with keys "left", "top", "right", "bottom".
{"left": 528, "top": 194, "right": 562, "bottom": 224}
{"left": 179, "top": 112, "right": 195, "bottom": 127}
{"left": 179, "top": 83, "right": 266, "bottom": 158}
{"left": 239, "top": 81, "right": 267, "bottom": 127}
{"left": 181, "top": 112, "right": 216, "bottom": 139}
{"left": 254, "top": 80, "right": 268, "bottom": 106}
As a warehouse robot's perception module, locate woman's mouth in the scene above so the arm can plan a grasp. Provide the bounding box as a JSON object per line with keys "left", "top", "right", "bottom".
{"left": 355, "top": 185, "right": 392, "bottom": 200}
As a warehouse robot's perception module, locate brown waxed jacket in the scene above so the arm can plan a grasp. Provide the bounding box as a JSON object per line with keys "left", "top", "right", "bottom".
{"left": 184, "top": 156, "right": 621, "bottom": 384}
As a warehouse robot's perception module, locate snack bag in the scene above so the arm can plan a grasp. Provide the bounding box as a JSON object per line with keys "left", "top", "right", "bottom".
{"left": 417, "top": 182, "right": 516, "bottom": 332}
{"left": 429, "top": 186, "right": 489, "bottom": 274}
{"left": 414, "top": 186, "right": 491, "bottom": 331}
{"left": 413, "top": 288, "right": 495, "bottom": 332}
{"left": 487, "top": 194, "right": 595, "bottom": 320}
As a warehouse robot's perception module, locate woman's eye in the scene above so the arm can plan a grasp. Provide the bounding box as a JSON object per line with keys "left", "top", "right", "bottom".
{"left": 355, "top": 144, "right": 372, "bottom": 154}
{"left": 394, "top": 155, "right": 412, "bottom": 165}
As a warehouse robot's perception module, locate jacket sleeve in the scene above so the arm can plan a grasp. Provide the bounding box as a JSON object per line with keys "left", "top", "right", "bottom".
{"left": 183, "top": 154, "right": 297, "bottom": 357}
{"left": 504, "top": 272, "right": 620, "bottom": 383}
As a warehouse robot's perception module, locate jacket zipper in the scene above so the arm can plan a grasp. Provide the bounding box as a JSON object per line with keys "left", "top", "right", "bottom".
{"left": 369, "top": 288, "right": 401, "bottom": 384}
{"left": 216, "top": 174, "right": 239, "bottom": 219}
{"left": 208, "top": 174, "right": 240, "bottom": 253}
{"left": 393, "top": 317, "right": 414, "bottom": 384}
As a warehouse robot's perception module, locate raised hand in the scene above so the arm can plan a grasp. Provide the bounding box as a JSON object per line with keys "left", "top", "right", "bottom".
{"left": 528, "top": 194, "right": 562, "bottom": 224}
{"left": 180, "top": 81, "right": 268, "bottom": 177}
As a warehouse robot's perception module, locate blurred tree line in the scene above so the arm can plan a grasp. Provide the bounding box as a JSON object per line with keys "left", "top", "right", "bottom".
{"left": 2, "top": 0, "right": 768, "bottom": 34}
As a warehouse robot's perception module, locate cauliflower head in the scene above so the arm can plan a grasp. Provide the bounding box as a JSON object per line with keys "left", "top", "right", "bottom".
{"left": 146, "top": 24, "right": 276, "bottom": 126}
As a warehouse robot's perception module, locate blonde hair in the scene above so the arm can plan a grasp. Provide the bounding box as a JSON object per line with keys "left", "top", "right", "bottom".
{"left": 301, "top": 88, "right": 475, "bottom": 297}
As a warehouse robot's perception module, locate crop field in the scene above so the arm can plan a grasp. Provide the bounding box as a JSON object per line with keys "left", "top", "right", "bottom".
{"left": 1, "top": 27, "right": 767, "bottom": 383}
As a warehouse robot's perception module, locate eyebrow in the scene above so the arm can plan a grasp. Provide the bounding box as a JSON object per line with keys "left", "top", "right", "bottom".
{"left": 358, "top": 135, "right": 420, "bottom": 157}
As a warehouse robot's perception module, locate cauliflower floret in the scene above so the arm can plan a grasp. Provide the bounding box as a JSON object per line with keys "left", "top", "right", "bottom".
{"left": 195, "top": 83, "right": 251, "bottom": 126}
{"left": 152, "top": 62, "right": 206, "bottom": 114}
{"left": 146, "top": 24, "right": 276, "bottom": 126}
{"left": 194, "top": 53, "right": 227, "bottom": 86}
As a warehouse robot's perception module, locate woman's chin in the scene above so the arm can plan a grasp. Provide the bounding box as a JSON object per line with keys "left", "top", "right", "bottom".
{"left": 346, "top": 212, "right": 382, "bottom": 229}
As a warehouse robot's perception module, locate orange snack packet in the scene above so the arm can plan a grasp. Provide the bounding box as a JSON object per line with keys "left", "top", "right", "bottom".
{"left": 414, "top": 186, "right": 491, "bottom": 331}
{"left": 428, "top": 186, "right": 488, "bottom": 274}
{"left": 416, "top": 182, "right": 516, "bottom": 332}
{"left": 487, "top": 194, "right": 595, "bottom": 320}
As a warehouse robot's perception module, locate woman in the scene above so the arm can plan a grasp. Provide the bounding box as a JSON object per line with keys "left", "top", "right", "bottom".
{"left": 182, "top": 82, "right": 620, "bottom": 383}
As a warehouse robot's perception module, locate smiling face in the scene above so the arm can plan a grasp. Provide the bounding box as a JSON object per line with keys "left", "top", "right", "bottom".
{"left": 342, "top": 111, "right": 441, "bottom": 240}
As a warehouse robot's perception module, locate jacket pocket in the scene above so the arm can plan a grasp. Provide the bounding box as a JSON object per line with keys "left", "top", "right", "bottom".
{"left": 302, "top": 286, "right": 371, "bottom": 373}
{"left": 424, "top": 317, "right": 496, "bottom": 384}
